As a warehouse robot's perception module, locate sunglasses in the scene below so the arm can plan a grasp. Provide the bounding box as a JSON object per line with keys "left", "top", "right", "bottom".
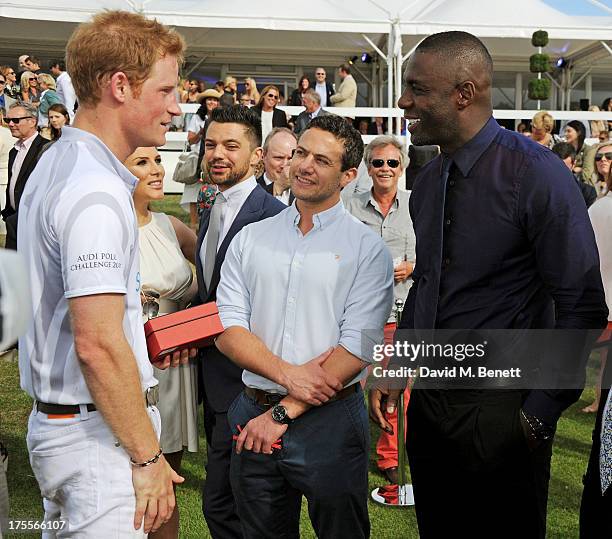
{"left": 6, "top": 116, "right": 34, "bottom": 124}
{"left": 595, "top": 152, "right": 612, "bottom": 162}
{"left": 28, "top": 78, "right": 37, "bottom": 82}
{"left": 267, "top": 93, "right": 279, "bottom": 99}
{"left": 371, "top": 159, "right": 400, "bottom": 168}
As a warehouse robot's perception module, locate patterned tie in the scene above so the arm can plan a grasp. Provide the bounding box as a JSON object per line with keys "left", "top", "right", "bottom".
{"left": 600, "top": 391, "right": 612, "bottom": 493}
{"left": 203, "top": 195, "right": 226, "bottom": 291}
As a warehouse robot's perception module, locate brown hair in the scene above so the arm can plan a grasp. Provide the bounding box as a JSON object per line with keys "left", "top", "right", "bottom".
{"left": 66, "top": 10, "right": 185, "bottom": 107}
{"left": 48, "top": 103, "right": 70, "bottom": 140}
{"left": 256, "top": 85, "right": 280, "bottom": 108}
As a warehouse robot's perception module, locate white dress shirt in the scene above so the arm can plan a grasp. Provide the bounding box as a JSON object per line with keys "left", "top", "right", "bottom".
{"left": 56, "top": 71, "right": 77, "bottom": 122}
{"left": 9, "top": 131, "right": 38, "bottom": 209}
{"left": 262, "top": 172, "right": 273, "bottom": 186}
{"left": 217, "top": 199, "right": 394, "bottom": 393}
{"left": 315, "top": 82, "right": 328, "bottom": 107}
{"left": 199, "top": 176, "right": 257, "bottom": 265}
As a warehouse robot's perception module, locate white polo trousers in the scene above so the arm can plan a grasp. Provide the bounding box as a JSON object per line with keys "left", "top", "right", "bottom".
{"left": 27, "top": 405, "right": 161, "bottom": 538}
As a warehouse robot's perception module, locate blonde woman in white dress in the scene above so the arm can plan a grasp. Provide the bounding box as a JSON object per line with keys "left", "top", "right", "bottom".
{"left": 125, "top": 147, "right": 197, "bottom": 539}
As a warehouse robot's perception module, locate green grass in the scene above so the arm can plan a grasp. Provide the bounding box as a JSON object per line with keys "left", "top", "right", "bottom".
{"left": 1, "top": 353, "right": 602, "bottom": 538}
{"left": 151, "top": 195, "right": 190, "bottom": 224}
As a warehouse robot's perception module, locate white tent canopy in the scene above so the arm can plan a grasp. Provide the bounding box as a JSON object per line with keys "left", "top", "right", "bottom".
{"left": 1, "top": 0, "right": 611, "bottom": 71}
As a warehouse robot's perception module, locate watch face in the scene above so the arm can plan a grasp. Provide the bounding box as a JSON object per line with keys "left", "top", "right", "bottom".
{"left": 272, "top": 405, "right": 287, "bottom": 424}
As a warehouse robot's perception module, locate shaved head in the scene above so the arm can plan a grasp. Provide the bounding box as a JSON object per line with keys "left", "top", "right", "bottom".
{"left": 398, "top": 31, "right": 494, "bottom": 153}
{"left": 415, "top": 31, "right": 493, "bottom": 87}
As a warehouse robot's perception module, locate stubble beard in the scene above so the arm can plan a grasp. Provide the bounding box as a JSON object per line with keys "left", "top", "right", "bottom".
{"left": 206, "top": 160, "right": 252, "bottom": 189}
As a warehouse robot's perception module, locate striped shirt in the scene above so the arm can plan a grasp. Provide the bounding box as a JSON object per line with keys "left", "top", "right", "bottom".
{"left": 17, "top": 126, "right": 155, "bottom": 404}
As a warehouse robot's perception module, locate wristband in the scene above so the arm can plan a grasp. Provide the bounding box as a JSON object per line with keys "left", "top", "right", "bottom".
{"left": 130, "top": 447, "right": 163, "bottom": 467}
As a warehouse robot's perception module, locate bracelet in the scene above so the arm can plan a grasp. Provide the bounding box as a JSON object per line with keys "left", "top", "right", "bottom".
{"left": 130, "top": 447, "right": 163, "bottom": 467}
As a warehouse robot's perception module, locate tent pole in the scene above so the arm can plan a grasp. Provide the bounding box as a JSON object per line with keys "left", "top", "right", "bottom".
{"left": 387, "top": 27, "right": 393, "bottom": 134}
{"left": 372, "top": 61, "right": 377, "bottom": 107}
{"left": 394, "top": 21, "right": 402, "bottom": 138}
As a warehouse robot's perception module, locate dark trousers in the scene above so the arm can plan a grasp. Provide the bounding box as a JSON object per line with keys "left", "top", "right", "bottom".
{"left": 580, "top": 360, "right": 612, "bottom": 538}
{"left": 407, "top": 388, "right": 552, "bottom": 539}
{"left": 227, "top": 388, "right": 370, "bottom": 539}
{"left": 202, "top": 394, "right": 242, "bottom": 539}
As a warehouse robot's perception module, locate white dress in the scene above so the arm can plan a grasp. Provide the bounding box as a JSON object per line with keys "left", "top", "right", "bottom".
{"left": 139, "top": 212, "right": 199, "bottom": 453}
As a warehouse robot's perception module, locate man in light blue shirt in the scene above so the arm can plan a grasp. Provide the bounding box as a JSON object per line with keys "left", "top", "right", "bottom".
{"left": 215, "top": 114, "right": 393, "bottom": 538}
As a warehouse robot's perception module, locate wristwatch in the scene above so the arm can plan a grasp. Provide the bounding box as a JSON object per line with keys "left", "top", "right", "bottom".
{"left": 271, "top": 403, "right": 293, "bottom": 425}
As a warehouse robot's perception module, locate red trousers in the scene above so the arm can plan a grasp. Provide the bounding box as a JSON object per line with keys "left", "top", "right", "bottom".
{"left": 375, "top": 323, "right": 410, "bottom": 471}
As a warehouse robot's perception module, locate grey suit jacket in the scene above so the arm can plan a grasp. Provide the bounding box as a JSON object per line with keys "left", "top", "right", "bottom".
{"left": 294, "top": 108, "right": 331, "bottom": 135}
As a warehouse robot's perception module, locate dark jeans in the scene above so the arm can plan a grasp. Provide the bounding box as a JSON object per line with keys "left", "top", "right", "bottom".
{"left": 580, "top": 359, "right": 612, "bottom": 538}
{"left": 407, "top": 388, "right": 552, "bottom": 539}
{"left": 227, "top": 388, "right": 370, "bottom": 539}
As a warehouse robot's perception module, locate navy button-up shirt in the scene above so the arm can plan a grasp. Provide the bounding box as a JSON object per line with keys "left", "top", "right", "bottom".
{"left": 401, "top": 117, "right": 608, "bottom": 423}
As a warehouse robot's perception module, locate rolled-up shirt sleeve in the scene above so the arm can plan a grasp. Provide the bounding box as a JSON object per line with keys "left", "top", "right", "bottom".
{"left": 339, "top": 234, "right": 394, "bottom": 362}
{"left": 217, "top": 229, "right": 252, "bottom": 331}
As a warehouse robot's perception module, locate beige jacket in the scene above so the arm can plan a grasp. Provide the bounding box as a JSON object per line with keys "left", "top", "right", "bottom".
{"left": 330, "top": 74, "right": 357, "bottom": 108}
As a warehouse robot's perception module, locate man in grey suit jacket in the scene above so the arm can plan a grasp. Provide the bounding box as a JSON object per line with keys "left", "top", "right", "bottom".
{"left": 294, "top": 89, "right": 331, "bottom": 135}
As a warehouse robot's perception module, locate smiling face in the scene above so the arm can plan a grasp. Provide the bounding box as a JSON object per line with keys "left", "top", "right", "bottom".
{"left": 263, "top": 131, "right": 297, "bottom": 183}
{"left": 48, "top": 110, "right": 67, "bottom": 130}
{"left": 564, "top": 126, "right": 578, "bottom": 145}
{"left": 6, "top": 106, "right": 37, "bottom": 140}
{"left": 126, "top": 147, "right": 165, "bottom": 205}
{"left": 315, "top": 69, "right": 326, "bottom": 83}
{"left": 263, "top": 89, "right": 279, "bottom": 111}
{"left": 367, "top": 144, "right": 402, "bottom": 193}
{"left": 596, "top": 144, "right": 612, "bottom": 179}
{"left": 122, "top": 54, "right": 182, "bottom": 149}
{"left": 204, "top": 121, "right": 262, "bottom": 191}
{"left": 290, "top": 127, "right": 354, "bottom": 210}
{"left": 397, "top": 51, "right": 460, "bottom": 148}
{"left": 206, "top": 97, "right": 219, "bottom": 113}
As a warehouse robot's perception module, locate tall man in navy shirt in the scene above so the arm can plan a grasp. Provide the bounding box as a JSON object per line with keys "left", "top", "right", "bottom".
{"left": 371, "top": 31, "right": 608, "bottom": 538}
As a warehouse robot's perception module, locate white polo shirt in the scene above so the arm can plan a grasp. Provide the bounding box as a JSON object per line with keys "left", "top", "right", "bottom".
{"left": 17, "top": 126, "right": 156, "bottom": 404}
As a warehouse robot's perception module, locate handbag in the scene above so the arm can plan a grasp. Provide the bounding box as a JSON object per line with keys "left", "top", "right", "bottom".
{"left": 172, "top": 148, "right": 200, "bottom": 185}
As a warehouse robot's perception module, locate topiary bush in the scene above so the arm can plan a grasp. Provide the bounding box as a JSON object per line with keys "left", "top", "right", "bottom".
{"left": 528, "top": 78, "right": 551, "bottom": 101}
{"left": 529, "top": 53, "right": 551, "bottom": 73}
{"left": 532, "top": 30, "right": 549, "bottom": 47}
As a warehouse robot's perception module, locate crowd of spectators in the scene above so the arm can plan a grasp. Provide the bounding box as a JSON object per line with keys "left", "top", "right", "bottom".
{"left": 519, "top": 106, "right": 612, "bottom": 197}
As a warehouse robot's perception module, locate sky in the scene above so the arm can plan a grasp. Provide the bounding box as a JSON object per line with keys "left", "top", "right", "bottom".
{"left": 543, "top": 0, "right": 612, "bottom": 15}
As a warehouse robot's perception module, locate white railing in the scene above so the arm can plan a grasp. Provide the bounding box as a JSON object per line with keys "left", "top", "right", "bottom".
{"left": 161, "top": 104, "right": 612, "bottom": 194}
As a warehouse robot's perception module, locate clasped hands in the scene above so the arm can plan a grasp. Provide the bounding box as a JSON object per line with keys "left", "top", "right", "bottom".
{"left": 234, "top": 348, "right": 342, "bottom": 455}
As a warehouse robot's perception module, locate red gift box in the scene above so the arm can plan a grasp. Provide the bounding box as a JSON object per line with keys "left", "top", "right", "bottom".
{"left": 144, "top": 302, "right": 224, "bottom": 363}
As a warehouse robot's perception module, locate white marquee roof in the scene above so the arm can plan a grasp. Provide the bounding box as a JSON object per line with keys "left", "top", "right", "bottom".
{"left": 0, "top": 0, "right": 610, "bottom": 72}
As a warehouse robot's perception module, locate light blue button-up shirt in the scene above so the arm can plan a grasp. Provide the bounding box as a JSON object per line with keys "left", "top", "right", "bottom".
{"left": 217, "top": 199, "right": 394, "bottom": 393}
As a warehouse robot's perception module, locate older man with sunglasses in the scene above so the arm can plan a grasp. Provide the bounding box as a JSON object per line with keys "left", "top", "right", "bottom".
{"left": 2, "top": 102, "right": 46, "bottom": 249}
{"left": 344, "top": 135, "right": 415, "bottom": 483}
